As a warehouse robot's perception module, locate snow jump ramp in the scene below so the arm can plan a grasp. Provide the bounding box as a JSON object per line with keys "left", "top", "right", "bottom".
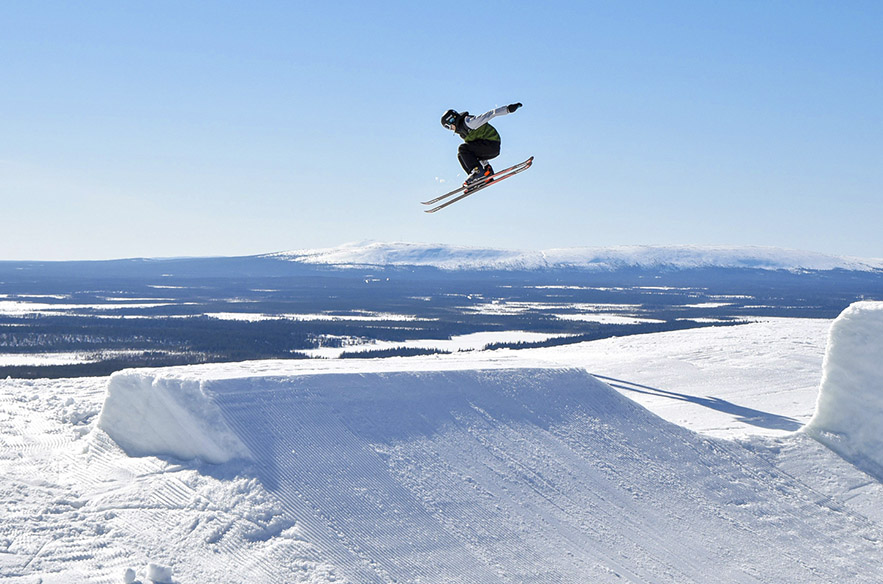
{"left": 97, "top": 350, "right": 883, "bottom": 584}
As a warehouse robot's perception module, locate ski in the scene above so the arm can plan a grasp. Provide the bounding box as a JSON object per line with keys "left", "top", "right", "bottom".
{"left": 423, "top": 156, "right": 533, "bottom": 213}
{"left": 421, "top": 157, "right": 533, "bottom": 206}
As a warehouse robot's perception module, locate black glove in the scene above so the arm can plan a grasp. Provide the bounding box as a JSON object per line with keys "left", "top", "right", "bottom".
{"left": 507, "top": 102, "right": 522, "bottom": 113}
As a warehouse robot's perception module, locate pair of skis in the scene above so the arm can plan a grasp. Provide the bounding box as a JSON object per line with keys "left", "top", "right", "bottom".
{"left": 422, "top": 156, "right": 534, "bottom": 213}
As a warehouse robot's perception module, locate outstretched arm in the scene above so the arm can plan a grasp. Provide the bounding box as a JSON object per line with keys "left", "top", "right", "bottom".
{"left": 464, "top": 103, "right": 523, "bottom": 130}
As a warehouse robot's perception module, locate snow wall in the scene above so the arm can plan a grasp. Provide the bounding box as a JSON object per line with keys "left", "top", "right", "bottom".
{"left": 97, "top": 371, "right": 250, "bottom": 463}
{"left": 805, "top": 301, "right": 883, "bottom": 478}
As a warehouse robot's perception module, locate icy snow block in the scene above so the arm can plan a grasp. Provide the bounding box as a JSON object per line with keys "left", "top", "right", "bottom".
{"left": 147, "top": 563, "right": 173, "bottom": 583}
{"left": 805, "top": 301, "right": 883, "bottom": 477}
{"left": 97, "top": 370, "right": 250, "bottom": 464}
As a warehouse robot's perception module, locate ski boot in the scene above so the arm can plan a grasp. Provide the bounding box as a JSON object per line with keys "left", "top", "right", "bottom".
{"left": 464, "top": 165, "right": 494, "bottom": 192}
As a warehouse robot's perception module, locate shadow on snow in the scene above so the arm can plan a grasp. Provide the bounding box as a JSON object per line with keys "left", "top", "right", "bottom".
{"left": 593, "top": 374, "right": 803, "bottom": 432}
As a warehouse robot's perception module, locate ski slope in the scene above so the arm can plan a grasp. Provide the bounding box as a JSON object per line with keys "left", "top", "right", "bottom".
{"left": 2, "top": 305, "right": 883, "bottom": 582}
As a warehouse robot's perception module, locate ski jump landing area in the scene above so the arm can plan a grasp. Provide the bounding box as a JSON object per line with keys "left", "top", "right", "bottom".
{"left": 94, "top": 303, "right": 883, "bottom": 583}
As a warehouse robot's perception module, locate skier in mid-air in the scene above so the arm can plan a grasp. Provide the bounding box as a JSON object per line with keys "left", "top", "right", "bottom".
{"left": 440, "top": 102, "right": 523, "bottom": 190}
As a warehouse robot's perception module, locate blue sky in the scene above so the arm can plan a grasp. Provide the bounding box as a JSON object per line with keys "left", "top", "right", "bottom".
{"left": 2, "top": 1, "right": 881, "bottom": 260}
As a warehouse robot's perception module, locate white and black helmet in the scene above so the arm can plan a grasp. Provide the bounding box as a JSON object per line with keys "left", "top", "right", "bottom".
{"left": 440, "top": 109, "right": 459, "bottom": 130}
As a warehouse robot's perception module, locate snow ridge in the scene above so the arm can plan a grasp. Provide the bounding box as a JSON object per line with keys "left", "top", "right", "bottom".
{"left": 269, "top": 241, "right": 883, "bottom": 272}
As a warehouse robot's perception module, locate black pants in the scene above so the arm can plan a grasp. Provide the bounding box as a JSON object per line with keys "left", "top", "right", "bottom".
{"left": 458, "top": 139, "right": 501, "bottom": 173}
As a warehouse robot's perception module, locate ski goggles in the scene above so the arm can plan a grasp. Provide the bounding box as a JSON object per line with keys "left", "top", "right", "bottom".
{"left": 442, "top": 113, "right": 458, "bottom": 129}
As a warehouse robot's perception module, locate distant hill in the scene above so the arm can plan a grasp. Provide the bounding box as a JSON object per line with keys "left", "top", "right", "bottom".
{"left": 269, "top": 241, "right": 883, "bottom": 272}
{"left": 3, "top": 242, "right": 881, "bottom": 276}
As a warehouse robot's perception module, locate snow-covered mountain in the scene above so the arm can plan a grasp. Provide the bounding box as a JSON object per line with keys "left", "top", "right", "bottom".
{"left": 270, "top": 241, "right": 883, "bottom": 272}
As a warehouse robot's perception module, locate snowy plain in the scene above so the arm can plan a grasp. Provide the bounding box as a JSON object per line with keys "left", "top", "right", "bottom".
{"left": 3, "top": 305, "right": 883, "bottom": 583}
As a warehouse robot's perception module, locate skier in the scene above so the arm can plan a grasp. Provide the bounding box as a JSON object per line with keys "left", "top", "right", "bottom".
{"left": 440, "top": 102, "right": 523, "bottom": 190}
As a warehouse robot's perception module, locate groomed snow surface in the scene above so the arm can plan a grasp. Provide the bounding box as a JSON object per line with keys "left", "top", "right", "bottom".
{"left": 2, "top": 304, "right": 883, "bottom": 583}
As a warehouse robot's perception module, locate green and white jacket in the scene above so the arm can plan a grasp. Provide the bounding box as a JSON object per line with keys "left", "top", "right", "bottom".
{"left": 453, "top": 106, "right": 512, "bottom": 142}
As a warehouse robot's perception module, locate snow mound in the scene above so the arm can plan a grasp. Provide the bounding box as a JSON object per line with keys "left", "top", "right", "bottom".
{"left": 92, "top": 360, "right": 883, "bottom": 582}
{"left": 805, "top": 301, "right": 883, "bottom": 477}
{"left": 146, "top": 563, "right": 173, "bottom": 583}
{"left": 97, "top": 370, "right": 250, "bottom": 464}
{"left": 270, "top": 241, "right": 883, "bottom": 271}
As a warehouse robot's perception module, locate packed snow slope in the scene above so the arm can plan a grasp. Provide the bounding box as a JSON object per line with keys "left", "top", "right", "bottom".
{"left": 97, "top": 347, "right": 883, "bottom": 582}
{"left": 270, "top": 241, "right": 883, "bottom": 271}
